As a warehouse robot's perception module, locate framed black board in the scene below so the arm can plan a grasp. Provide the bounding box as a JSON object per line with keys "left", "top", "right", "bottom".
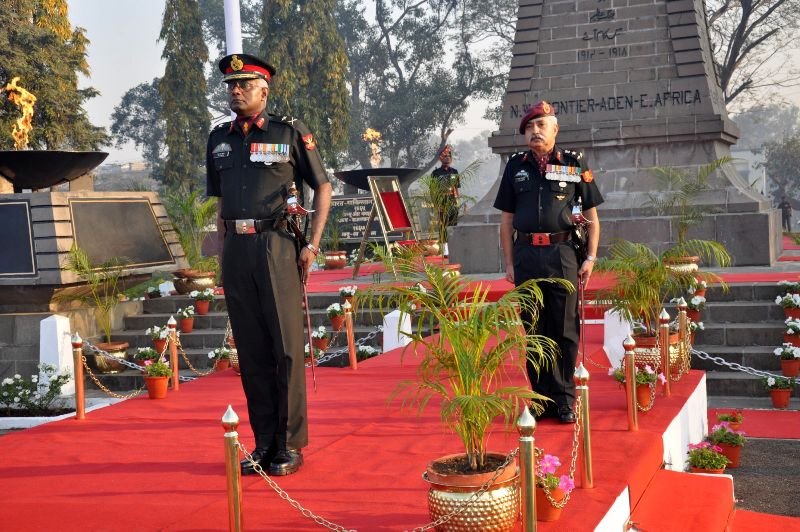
{"left": 329, "top": 194, "right": 403, "bottom": 243}
{"left": 0, "top": 201, "right": 36, "bottom": 276}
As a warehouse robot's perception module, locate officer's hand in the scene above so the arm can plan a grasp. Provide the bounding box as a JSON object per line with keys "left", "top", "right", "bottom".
{"left": 298, "top": 247, "right": 315, "bottom": 282}
{"left": 505, "top": 266, "right": 514, "bottom": 284}
{"left": 578, "top": 259, "right": 595, "bottom": 286}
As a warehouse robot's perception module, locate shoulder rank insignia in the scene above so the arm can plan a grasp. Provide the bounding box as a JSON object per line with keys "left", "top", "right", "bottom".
{"left": 302, "top": 133, "right": 316, "bottom": 150}
{"left": 581, "top": 169, "right": 594, "bottom": 183}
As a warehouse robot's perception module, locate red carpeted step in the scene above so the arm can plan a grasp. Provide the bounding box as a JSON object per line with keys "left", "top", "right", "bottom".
{"left": 728, "top": 509, "right": 800, "bottom": 531}
{"left": 708, "top": 409, "right": 800, "bottom": 439}
{"left": 630, "top": 469, "right": 734, "bottom": 532}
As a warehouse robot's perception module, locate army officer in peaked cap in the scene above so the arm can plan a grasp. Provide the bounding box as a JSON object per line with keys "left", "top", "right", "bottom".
{"left": 207, "top": 53, "right": 332, "bottom": 475}
{"left": 493, "top": 100, "right": 603, "bottom": 424}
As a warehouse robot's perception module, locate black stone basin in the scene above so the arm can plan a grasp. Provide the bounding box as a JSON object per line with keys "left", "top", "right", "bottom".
{"left": 333, "top": 167, "right": 420, "bottom": 191}
{"left": 0, "top": 150, "right": 108, "bottom": 191}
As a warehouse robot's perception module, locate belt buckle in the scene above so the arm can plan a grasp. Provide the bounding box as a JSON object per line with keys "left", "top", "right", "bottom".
{"left": 236, "top": 219, "right": 256, "bottom": 234}
{"left": 532, "top": 233, "right": 550, "bottom": 246}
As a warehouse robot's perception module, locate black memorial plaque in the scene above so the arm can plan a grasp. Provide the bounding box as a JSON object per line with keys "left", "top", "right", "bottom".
{"left": 0, "top": 201, "right": 36, "bottom": 276}
{"left": 329, "top": 195, "right": 402, "bottom": 243}
{"left": 70, "top": 199, "right": 174, "bottom": 267}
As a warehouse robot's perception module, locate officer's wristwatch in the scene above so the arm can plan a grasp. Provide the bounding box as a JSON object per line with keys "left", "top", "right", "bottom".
{"left": 305, "top": 243, "right": 320, "bottom": 256}
{"left": 585, "top": 255, "right": 596, "bottom": 262}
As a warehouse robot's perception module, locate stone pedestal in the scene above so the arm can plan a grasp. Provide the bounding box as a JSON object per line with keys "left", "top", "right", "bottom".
{"left": 450, "top": 0, "right": 779, "bottom": 272}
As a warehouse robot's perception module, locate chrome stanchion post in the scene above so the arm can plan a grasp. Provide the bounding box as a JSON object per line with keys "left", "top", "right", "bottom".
{"left": 659, "top": 309, "right": 671, "bottom": 396}
{"left": 517, "top": 406, "right": 537, "bottom": 531}
{"left": 624, "top": 334, "right": 638, "bottom": 431}
{"left": 168, "top": 316, "right": 179, "bottom": 391}
{"left": 222, "top": 405, "right": 243, "bottom": 532}
{"left": 71, "top": 332, "right": 85, "bottom": 420}
{"left": 575, "top": 363, "right": 593, "bottom": 488}
{"left": 344, "top": 300, "right": 357, "bottom": 370}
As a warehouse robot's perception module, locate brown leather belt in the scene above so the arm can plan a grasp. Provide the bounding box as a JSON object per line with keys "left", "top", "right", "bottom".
{"left": 224, "top": 218, "right": 278, "bottom": 234}
{"left": 517, "top": 231, "right": 571, "bottom": 246}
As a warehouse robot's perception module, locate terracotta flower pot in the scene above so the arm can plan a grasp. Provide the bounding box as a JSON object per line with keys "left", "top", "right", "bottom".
{"left": 785, "top": 307, "right": 800, "bottom": 320}
{"left": 153, "top": 338, "right": 168, "bottom": 354}
{"left": 781, "top": 358, "right": 800, "bottom": 377}
{"left": 180, "top": 317, "right": 194, "bottom": 334}
{"left": 535, "top": 486, "right": 566, "bottom": 522}
{"left": 636, "top": 383, "right": 653, "bottom": 410}
{"left": 329, "top": 314, "right": 345, "bottom": 331}
{"left": 144, "top": 376, "right": 169, "bottom": 399}
{"left": 694, "top": 288, "right": 706, "bottom": 298}
{"left": 323, "top": 251, "right": 347, "bottom": 270}
{"left": 214, "top": 359, "right": 230, "bottom": 371}
{"left": 686, "top": 309, "right": 701, "bottom": 322}
{"left": 689, "top": 466, "right": 725, "bottom": 474}
{"left": 770, "top": 388, "right": 792, "bottom": 409}
{"left": 312, "top": 337, "right": 330, "bottom": 351}
{"left": 195, "top": 299, "right": 210, "bottom": 315}
{"left": 718, "top": 443, "right": 742, "bottom": 468}
{"left": 783, "top": 333, "right": 800, "bottom": 347}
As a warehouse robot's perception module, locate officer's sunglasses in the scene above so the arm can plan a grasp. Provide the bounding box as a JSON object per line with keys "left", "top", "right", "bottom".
{"left": 224, "top": 80, "right": 263, "bottom": 91}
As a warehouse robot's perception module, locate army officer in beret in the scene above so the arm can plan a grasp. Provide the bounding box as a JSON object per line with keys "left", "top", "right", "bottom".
{"left": 207, "top": 53, "right": 332, "bottom": 475}
{"left": 493, "top": 100, "right": 603, "bottom": 424}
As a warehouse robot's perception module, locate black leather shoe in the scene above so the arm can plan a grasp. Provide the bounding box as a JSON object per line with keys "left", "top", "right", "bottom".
{"left": 558, "top": 406, "right": 576, "bottom": 424}
{"left": 241, "top": 447, "right": 276, "bottom": 475}
{"left": 268, "top": 449, "right": 304, "bottom": 476}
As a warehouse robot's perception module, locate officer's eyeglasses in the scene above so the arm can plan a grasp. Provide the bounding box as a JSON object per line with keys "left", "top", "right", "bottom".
{"left": 224, "top": 80, "right": 263, "bottom": 92}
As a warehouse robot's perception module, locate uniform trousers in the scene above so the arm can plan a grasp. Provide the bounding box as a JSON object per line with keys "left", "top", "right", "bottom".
{"left": 513, "top": 239, "right": 580, "bottom": 410}
{"left": 222, "top": 228, "right": 308, "bottom": 451}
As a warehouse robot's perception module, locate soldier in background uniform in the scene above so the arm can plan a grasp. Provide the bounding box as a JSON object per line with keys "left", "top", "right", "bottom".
{"left": 493, "top": 101, "right": 603, "bottom": 424}
{"left": 431, "top": 145, "right": 460, "bottom": 255}
{"left": 778, "top": 196, "right": 793, "bottom": 233}
{"left": 207, "top": 53, "right": 332, "bottom": 475}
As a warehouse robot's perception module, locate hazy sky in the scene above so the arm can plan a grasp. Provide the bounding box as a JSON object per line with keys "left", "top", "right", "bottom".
{"left": 69, "top": 0, "right": 167, "bottom": 163}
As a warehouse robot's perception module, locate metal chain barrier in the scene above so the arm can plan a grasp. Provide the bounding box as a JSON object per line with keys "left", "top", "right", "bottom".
{"left": 174, "top": 335, "right": 215, "bottom": 377}
{"left": 310, "top": 325, "right": 384, "bottom": 367}
{"left": 691, "top": 348, "right": 787, "bottom": 380}
{"left": 537, "top": 394, "right": 583, "bottom": 509}
{"left": 237, "top": 441, "right": 521, "bottom": 532}
{"left": 80, "top": 343, "right": 146, "bottom": 399}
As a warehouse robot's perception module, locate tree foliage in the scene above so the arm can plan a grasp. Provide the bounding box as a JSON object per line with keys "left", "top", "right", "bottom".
{"left": 0, "top": 0, "right": 107, "bottom": 150}
{"left": 257, "top": 0, "right": 351, "bottom": 167}
{"left": 762, "top": 134, "right": 800, "bottom": 199}
{"left": 707, "top": 0, "right": 800, "bottom": 106}
{"left": 159, "top": 0, "right": 210, "bottom": 191}
{"left": 110, "top": 78, "right": 166, "bottom": 179}
{"left": 338, "top": 0, "right": 513, "bottom": 171}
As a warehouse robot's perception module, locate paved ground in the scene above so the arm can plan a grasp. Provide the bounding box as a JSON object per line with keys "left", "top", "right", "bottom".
{"left": 727, "top": 438, "right": 800, "bottom": 517}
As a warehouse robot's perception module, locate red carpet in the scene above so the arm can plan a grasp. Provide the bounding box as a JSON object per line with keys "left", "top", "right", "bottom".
{"left": 708, "top": 409, "right": 800, "bottom": 439}
{"left": 1, "top": 324, "right": 714, "bottom": 531}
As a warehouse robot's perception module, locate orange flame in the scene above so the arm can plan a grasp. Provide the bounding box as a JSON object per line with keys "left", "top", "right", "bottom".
{"left": 5, "top": 77, "right": 37, "bottom": 150}
{"left": 361, "top": 128, "right": 382, "bottom": 168}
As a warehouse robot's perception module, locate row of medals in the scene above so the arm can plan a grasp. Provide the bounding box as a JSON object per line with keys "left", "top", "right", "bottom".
{"left": 250, "top": 143, "right": 290, "bottom": 163}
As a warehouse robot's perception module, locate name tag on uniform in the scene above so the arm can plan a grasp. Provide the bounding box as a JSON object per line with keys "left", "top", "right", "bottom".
{"left": 545, "top": 164, "right": 581, "bottom": 183}
{"left": 250, "top": 143, "right": 290, "bottom": 164}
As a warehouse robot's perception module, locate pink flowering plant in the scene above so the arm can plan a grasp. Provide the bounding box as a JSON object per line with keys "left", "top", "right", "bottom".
{"left": 686, "top": 441, "right": 729, "bottom": 470}
{"left": 536, "top": 453, "right": 575, "bottom": 493}
{"left": 708, "top": 422, "right": 746, "bottom": 447}
{"left": 143, "top": 358, "right": 172, "bottom": 378}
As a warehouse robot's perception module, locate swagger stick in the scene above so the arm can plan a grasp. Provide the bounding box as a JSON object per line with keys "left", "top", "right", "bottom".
{"left": 301, "top": 275, "right": 318, "bottom": 392}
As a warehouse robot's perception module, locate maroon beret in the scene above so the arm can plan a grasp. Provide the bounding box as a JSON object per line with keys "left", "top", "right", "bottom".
{"left": 518, "top": 101, "right": 555, "bottom": 134}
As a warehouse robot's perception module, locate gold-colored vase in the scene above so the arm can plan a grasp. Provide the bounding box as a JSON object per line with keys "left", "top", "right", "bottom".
{"left": 422, "top": 453, "right": 519, "bottom": 531}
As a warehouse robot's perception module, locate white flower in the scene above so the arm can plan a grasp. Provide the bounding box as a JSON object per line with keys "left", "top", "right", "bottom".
{"left": 189, "top": 290, "right": 199, "bottom": 298}
{"left": 13, "top": 374, "right": 20, "bottom": 380}
{"left": 339, "top": 285, "right": 358, "bottom": 296}
{"left": 776, "top": 295, "right": 783, "bottom": 305}
{"left": 2, "top": 378, "right": 11, "bottom": 386}
{"left": 608, "top": 368, "right": 614, "bottom": 376}
{"left": 31, "top": 376, "right": 38, "bottom": 383}
{"left": 208, "top": 351, "right": 215, "bottom": 359}
{"left": 775, "top": 347, "right": 784, "bottom": 356}
{"left": 767, "top": 377, "right": 776, "bottom": 387}
{"left": 13, "top": 397, "right": 20, "bottom": 403}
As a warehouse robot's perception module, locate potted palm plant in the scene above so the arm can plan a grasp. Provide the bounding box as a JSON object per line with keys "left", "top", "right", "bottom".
{"left": 360, "top": 257, "right": 564, "bottom": 529}
{"left": 59, "top": 245, "right": 130, "bottom": 374}
{"left": 595, "top": 239, "right": 730, "bottom": 370}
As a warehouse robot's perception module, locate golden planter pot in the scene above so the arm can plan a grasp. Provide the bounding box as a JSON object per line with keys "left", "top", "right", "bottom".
{"left": 422, "top": 453, "right": 519, "bottom": 532}
{"left": 88, "top": 341, "right": 129, "bottom": 374}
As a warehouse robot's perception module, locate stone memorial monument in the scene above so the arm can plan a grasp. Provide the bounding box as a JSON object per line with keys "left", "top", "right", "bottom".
{"left": 450, "top": 0, "right": 779, "bottom": 272}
